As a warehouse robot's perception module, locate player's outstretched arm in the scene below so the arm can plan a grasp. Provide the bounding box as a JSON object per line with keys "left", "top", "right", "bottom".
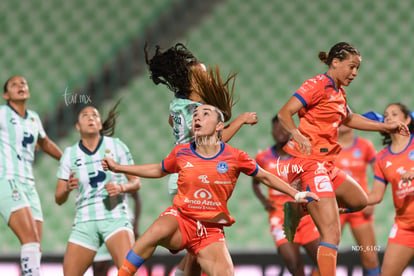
{"left": 222, "top": 112, "right": 258, "bottom": 142}
{"left": 102, "top": 157, "right": 167, "bottom": 178}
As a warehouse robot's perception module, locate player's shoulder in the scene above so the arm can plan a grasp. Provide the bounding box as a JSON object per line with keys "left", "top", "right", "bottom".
{"left": 376, "top": 146, "right": 389, "bottom": 160}
{"left": 254, "top": 147, "right": 271, "bottom": 158}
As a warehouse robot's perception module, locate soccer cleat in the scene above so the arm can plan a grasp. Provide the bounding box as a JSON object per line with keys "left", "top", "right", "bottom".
{"left": 283, "top": 201, "right": 302, "bottom": 243}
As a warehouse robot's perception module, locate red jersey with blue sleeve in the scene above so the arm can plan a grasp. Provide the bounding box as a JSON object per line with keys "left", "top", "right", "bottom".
{"left": 255, "top": 147, "right": 292, "bottom": 209}
{"left": 162, "top": 141, "right": 258, "bottom": 226}
{"left": 335, "top": 136, "right": 376, "bottom": 193}
{"left": 284, "top": 74, "right": 349, "bottom": 161}
{"left": 374, "top": 135, "right": 414, "bottom": 230}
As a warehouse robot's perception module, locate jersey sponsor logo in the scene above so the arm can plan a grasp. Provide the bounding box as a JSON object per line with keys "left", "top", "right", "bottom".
{"left": 314, "top": 162, "right": 327, "bottom": 175}
{"left": 22, "top": 132, "right": 34, "bottom": 147}
{"left": 217, "top": 161, "right": 229, "bottom": 173}
{"left": 185, "top": 189, "right": 222, "bottom": 209}
{"left": 396, "top": 179, "right": 414, "bottom": 199}
{"left": 184, "top": 162, "right": 194, "bottom": 168}
{"left": 193, "top": 188, "right": 212, "bottom": 199}
{"left": 198, "top": 175, "right": 210, "bottom": 184}
{"left": 88, "top": 170, "right": 106, "bottom": 188}
{"left": 314, "top": 175, "right": 333, "bottom": 192}
{"left": 214, "top": 180, "right": 232, "bottom": 185}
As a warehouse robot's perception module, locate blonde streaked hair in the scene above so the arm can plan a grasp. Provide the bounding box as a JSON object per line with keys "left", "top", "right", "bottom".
{"left": 189, "top": 65, "right": 237, "bottom": 123}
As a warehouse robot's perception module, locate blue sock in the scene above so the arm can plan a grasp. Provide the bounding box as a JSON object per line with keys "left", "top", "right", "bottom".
{"left": 364, "top": 267, "right": 381, "bottom": 276}
{"left": 126, "top": 249, "right": 145, "bottom": 268}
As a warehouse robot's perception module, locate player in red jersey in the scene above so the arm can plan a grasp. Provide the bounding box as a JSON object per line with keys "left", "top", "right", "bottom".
{"left": 253, "top": 115, "right": 320, "bottom": 276}
{"left": 336, "top": 125, "right": 380, "bottom": 275}
{"left": 368, "top": 103, "right": 414, "bottom": 276}
{"left": 103, "top": 104, "right": 318, "bottom": 276}
{"left": 278, "top": 42, "right": 409, "bottom": 276}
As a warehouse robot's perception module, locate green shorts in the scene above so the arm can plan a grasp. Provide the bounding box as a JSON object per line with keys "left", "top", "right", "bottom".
{"left": 0, "top": 178, "right": 43, "bottom": 223}
{"left": 94, "top": 244, "right": 112, "bottom": 262}
{"left": 69, "top": 217, "right": 133, "bottom": 251}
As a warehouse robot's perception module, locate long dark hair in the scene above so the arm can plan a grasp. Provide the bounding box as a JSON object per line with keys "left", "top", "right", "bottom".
{"left": 189, "top": 65, "right": 237, "bottom": 123}
{"left": 381, "top": 102, "right": 414, "bottom": 146}
{"left": 144, "top": 43, "right": 199, "bottom": 99}
{"left": 100, "top": 99, "right": 121, "bottom": 137}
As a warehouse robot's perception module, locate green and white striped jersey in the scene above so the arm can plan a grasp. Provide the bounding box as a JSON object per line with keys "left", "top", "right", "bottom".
{"left": 0, "top": 104, "right": 46, "bottom": 182}
{"left": 57, "top": 136, "right": 134, "bottom": 223}
{"left": 169, "top": 97, "right": 202, "bottom": 145}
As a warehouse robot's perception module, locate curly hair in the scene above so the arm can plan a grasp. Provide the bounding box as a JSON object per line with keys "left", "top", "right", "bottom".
{"left": 381, "top": 102, "right": 414, "bottom": 146}
{"left": 144, "top": 43, "right": 199, "bottom": 99}
{"left": 189, "top": 65, "right": 237, "bottom": 123}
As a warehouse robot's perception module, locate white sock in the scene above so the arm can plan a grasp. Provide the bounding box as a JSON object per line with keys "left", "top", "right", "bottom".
{"left": 175, "top": 268, "right": 185, "bottom": 276}
{"left": 21, "top": 242, "right": 41, "bottom": 276}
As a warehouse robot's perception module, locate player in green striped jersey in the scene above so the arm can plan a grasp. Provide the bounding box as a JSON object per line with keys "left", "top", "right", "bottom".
{"left": 55, "top": 102, "right": 141, "bottom": 276}
{"left": 0, "top": 76, "right": 62, "bottom": 276}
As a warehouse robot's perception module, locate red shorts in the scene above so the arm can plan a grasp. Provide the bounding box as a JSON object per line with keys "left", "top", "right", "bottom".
{"left": 269, "top": 214, "right": 319, "bottom": 247}
{"left": 287, "top": 157, "right": 347, "bottom": 198}
{"left": 340, "top": 210, "right": 374, "bottom": 229}
{"left": 160, "top": 207, "right": 226, "bottom": 256}
{"left": 388, "top": 223, "right": 414, "bottom": 248}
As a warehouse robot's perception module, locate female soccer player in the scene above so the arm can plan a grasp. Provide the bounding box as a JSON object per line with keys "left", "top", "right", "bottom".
{"left": 55, "top": 102, "right": 141, "bottom": 276}
{"left": 145, "top": 43, "right": 257, "bottom": 275}
{"left": 277, "top": 42, "right": 409, "bottom": 275}
{"left": 252, "top": 114, "right": 320, "bottom": 276}
{"left": 0, "top": 76, "right": 62, "bottom": 276}
{"left": 103, "top": 67, "right": 319, "bottom": 276}
{"left": 336, "top": 125, "right": 380, "bottom": 275}
{"left": 368, "top": 103, "right": 414, "bottom": 276}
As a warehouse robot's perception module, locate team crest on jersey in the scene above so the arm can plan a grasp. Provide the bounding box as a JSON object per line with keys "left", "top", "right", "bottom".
{"left": 409, "top": 151, "right": 414, "bottom": 161}
{"left": 217, "top": 161, "right": 229, "bottom": 173}
{"left": 353, "top": 149, "right": 362, "bottom": 159}
{"left": 12, "top": 190, "right": 21, "bottom": 201}
{"left": 104, "top": 149, "right": 114, "bottom": 159}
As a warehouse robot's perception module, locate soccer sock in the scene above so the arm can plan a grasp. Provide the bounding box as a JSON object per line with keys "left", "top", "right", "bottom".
{"left": 20, "top": 242, "right": 41, "bottom": 276}
{"left": 118, "top": 249, "right": 145, "bottom": 276}
{"left": 317, "top": 242, "right": 338, "bottom": 276}
{"left": 174, "top": 268, "right": 185, "bottom": 276}
{"left": 364, "top": 267, "right": 381, "bottom": 276}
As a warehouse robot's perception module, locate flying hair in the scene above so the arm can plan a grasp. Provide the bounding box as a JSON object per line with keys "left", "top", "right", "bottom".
{"left": 189, "top": 65, "right": 237, "bottom": 123}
